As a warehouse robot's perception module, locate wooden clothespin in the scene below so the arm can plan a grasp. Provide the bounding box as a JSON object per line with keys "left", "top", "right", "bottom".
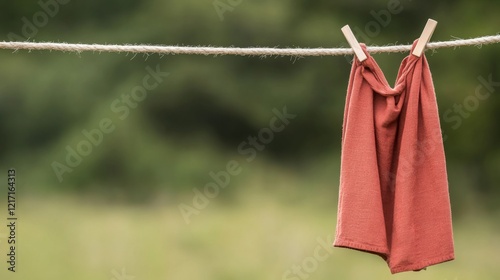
{"left": 412, "top": 19, "right": 438, "bottom": 57}
{"left": 341, "top": 25, "right": 367, "bottom": 62}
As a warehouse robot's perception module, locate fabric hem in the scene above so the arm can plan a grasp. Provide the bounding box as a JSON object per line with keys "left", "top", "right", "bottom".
{"left": 333, "top": 238, "right": 389, "bottom": 256}
{"left": 390, "top": 253, "right": 455, "bottom": 274}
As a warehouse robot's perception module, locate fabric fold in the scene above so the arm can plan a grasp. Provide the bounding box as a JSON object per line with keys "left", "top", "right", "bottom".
{"left": 334, "top": 41, "right": 454, "bottom": 274}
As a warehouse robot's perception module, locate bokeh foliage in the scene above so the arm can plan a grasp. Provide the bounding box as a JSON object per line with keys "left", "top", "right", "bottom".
{"left": 0, "top": 0, "right": 499, "bottom": 212}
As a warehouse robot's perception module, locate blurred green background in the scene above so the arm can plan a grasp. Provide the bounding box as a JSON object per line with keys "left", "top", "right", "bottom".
{"left": 0, "top": 0, "right": 499, "bottom": 279}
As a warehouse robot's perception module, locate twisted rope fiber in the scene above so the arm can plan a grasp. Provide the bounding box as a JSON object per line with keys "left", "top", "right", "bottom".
{"left": 0, "top": 35, "right": 499, "bottom": 57}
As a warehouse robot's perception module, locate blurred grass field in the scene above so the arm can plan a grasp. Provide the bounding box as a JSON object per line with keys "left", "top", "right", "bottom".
{"left": 1, "top": 178, "right": 499, "bottom": 280}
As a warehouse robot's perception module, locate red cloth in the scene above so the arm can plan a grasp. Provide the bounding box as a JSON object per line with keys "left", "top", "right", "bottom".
{"left": 334, "top": 42, "right": 454, "bottom": 274}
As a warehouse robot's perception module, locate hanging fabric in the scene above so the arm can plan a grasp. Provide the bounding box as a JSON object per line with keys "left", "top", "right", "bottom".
{"left": 334, "top": 40, "right": 454, "bottom": 274}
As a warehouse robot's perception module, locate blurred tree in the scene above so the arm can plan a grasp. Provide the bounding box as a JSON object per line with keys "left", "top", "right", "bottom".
{"left": 0, "top": 0, "right": 498, "bottom": 210}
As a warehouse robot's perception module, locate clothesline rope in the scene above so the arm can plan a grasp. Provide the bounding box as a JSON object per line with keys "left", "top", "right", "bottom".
{"left": 0, "top": 34, "right": 499, "bottom": 57}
